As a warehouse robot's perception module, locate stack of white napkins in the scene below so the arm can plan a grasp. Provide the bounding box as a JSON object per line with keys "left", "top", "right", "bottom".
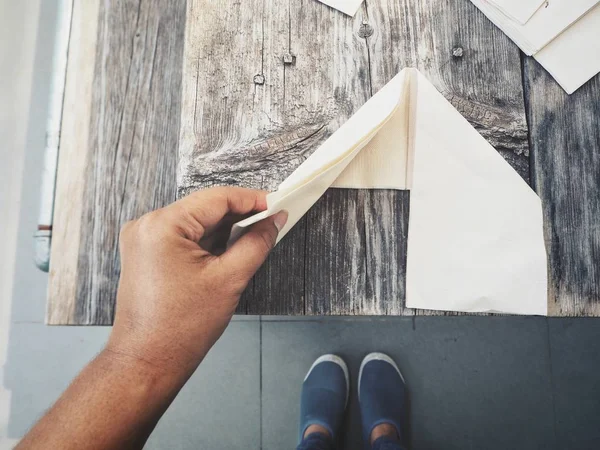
{"left": 316, "top": 0, "right": 600, "bottom": 94}
{"left": 470, "top": 0, "right": 600, "bottom": 94}
{"left": 230, "top": 69, "right": 548, "bottom": 316}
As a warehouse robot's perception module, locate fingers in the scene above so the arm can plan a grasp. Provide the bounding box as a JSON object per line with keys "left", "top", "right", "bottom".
{"left": 167, "top": 187, "right": 269, "bottom": 240}
{"left": 220, "top": 211, "right": 288, "bottom": 278}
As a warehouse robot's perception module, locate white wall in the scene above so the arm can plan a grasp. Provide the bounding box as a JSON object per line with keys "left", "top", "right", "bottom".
{"left": 0, "top": 0, "right": 42, "bottom": 446}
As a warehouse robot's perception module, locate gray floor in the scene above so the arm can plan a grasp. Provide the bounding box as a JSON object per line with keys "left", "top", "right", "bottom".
{"left": 4, "top": 2, "right": 600, "bottom": 449}
{"left": 6, "top": 311, "right": 600, "bottom": 449}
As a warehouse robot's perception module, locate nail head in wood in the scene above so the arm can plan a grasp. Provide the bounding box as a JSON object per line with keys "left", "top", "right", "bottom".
{"left": 452, "top": 47, "right": 464, "bottom": 58}
{"left": 253, "top": 74, "right": 265, "bottom": 85}
{"left": 283, "top": 53, "right": 296, "bottom": 65}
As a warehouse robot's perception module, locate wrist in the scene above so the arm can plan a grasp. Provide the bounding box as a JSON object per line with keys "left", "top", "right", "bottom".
{"left": 106, "top": 319, "right": 213, "bottom": 381}
{"left": 100, "top": 340, "right": 194, "bottom": 394}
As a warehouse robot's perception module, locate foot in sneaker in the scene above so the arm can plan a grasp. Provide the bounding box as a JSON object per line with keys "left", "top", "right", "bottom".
{"left": 358, "top": 352, "right": 407, "bottom": 447}
{"left": 298, "top": 354, "right": 349, "bottom": 445}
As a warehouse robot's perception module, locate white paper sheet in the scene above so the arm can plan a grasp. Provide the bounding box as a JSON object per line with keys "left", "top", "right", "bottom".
{"left": 534, "top": 4, "right": 600, "bottom": 94}
{"left": 470, "top": 0, "right": 598, "bottom": 55}
{"left": 230, "top": 68, "right": 548, "bottom": 316}
{"left": 490, "top": 0, "right": 545, "bottom": 25}
{"left": 405, "top": 71, "right": 547, "bottom": 315}
{"left": 315, "top": 0, "right": 363, "bottom": 16}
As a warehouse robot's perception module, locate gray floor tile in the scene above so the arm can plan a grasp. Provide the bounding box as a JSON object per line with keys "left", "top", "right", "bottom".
{"left": 548, "top": 318, "right": 600, "bottom": 450}
{"left": 5, "top": 324, "right": 110, "bottom": 437}
{"left": 145, "top": 320, "right": 261, "bottom": 450}
{"left": 232, "top": 315, "right": 260, "bottom": 322}
{"left": 262, "top": 317, "right": 555, "bottom": 450}
{"left": 5, "top": 321, "right": 260, "bottom": 448}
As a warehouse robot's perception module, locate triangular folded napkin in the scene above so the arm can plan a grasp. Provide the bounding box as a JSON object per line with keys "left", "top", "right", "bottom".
{"left": 316, "top": 0, "right": 364, "bottom": 16}
{"left": 230, "top": 68, "right": 548, "bottom": 316}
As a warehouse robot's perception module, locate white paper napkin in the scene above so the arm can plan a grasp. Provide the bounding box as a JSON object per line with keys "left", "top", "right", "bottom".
{"left": 230, "top": 69, "right": 548, "bottom": 316}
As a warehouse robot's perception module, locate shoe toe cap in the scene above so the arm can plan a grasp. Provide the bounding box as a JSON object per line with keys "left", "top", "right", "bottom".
{"left": 305, "top": 360, "right": 348, "bottom": 397}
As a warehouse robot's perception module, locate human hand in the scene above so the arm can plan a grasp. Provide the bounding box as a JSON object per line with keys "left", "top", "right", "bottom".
{"left": 105, "top": 187, "right": 287, "bottom": 382}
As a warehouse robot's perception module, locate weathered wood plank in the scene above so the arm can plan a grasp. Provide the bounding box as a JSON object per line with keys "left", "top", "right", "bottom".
{"left": 524, "top": 57, "right": 600, "bottom": 317}
{"left": 245, "top": 0, "right": 309, "bottom": 315}
{"left": 304, "top": 3, "right": 408, "bottom": 316}
{"left": 305, "top": 189, "right": 410, "bottom": 316}
{"left": 179, "top": 0, "right": 370, "bottom": 314}
{"left": 251, "top": 221, "right": 306, "bottom": 315}
{"left": 306, "top": 190, "right": 368, "bottom": 315}
{"left": 180, "top": 0, "right": 308, "bottom": 314}
{"left": 47, "top": 0, "right": 101, "bottom": 324}
{"left": 284, "top": 3, "right": 373, "bottom": 315}
{"left": 48, "top": 0, "right": 185, "bottom": 324}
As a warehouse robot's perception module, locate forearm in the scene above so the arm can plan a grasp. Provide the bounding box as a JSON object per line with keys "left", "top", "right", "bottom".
{"left": 17, "top": 348, "right": 190, "bottom": 450}
{"left": 17, "top": 188, "right": 282, "bottom": 449}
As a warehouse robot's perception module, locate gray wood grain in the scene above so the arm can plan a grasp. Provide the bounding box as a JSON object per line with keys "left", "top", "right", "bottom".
{"left": 524, "top": 57, "right": 600, "bottom": 317}
{"left": 47, "top": 0, "right": 101, "bottom": 324}
{"left": 75, "top": 0, "right": 185, "bottom": 324}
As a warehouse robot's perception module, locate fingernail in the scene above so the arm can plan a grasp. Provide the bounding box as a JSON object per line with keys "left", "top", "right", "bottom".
{"left": 273, "top": 210, "right": 288, "bottom": 232}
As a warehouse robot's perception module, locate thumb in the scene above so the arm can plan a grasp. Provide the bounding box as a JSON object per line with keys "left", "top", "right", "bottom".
{"left": 220, "top": 211, "right": 288, "bottom": 278}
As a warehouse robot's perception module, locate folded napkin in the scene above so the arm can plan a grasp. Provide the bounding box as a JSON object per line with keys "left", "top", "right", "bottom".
{"left": 231, "top": 68, "right": 548, "bottom": 315}
{"left": 316, "top": 0, "right": 364, "bottom": 16}
{"left": 489, "top": 0, "right": 545, "bottom": 25}
{"left": 470, "top": 0, "right": 597, "bottom": 55}
{"left": 534, "top": 4, "right": 600, "bottom": 94}
{"left": 471, "top": 0, "right": 600, "bottom": 94}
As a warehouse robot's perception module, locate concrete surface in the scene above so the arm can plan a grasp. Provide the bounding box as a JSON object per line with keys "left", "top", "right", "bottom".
{"left": 0, "top": 0, "right": 46, "bottom": 447}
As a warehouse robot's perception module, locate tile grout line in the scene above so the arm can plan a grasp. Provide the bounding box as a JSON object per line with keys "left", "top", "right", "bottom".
{"left": 259, "top": 315, "right": 263, "bottom": 450}
{"left": 545, "top": 318, "right": 559, "bottom": 447}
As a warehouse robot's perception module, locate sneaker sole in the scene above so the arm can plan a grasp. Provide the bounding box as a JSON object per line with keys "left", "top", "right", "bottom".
{"left": 304, "top": 354, "right": 350, "bottom": 407}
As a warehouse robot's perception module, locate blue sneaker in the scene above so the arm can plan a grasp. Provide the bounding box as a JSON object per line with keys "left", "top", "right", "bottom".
{"left": 358, "top": 353, "right": 406, "bottom": 446}
{"left": 298, "top": 354, "right": 349, "bottom": 444}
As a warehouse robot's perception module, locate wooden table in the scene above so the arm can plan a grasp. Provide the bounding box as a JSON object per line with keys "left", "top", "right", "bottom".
{"left": 47, "top": 0, "right": 600, "bottom": 324}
